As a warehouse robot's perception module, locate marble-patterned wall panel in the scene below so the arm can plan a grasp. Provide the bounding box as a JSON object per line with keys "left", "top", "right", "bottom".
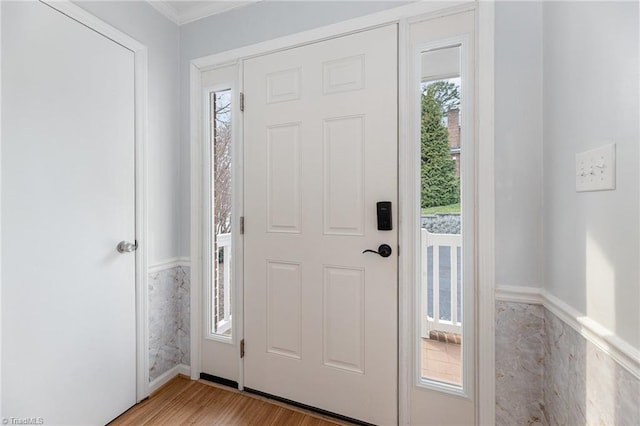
{"left": 149, "top": 266, "right": 183, "bottom": 382}
{"left": 543, "top": 308, "right": 640, "bottom": 425}
{"left": 496, "top": 301, "right": 546, "bottom": 426}
{"left": 178, "top": 266, "right": 191, "bottom": 366}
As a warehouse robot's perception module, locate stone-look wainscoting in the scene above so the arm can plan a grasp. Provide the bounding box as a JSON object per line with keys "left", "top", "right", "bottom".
{"left": 544, "top": 310, "right": 640, "bottom": 425}
{"left": 495, "top": 302, "right": 546, "bottom": 425}
{"left": 149, "top": 265, "right": 190, "bottom": 383}
{"left": 177, "top": 266, "right": 191, "bottom": 369}
{"left": 496, "top": 299, "right": 640, "bottom": 425}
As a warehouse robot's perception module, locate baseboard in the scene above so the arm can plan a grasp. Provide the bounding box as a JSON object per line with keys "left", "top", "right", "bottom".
{"left": 149, "top": 364, "right": 191, "bottom": 394}
{"left": 496, "top": 285, "right": 640, "bottom": 380}
{"left": 148, "top": 257, "right": 191, "bottom": 273}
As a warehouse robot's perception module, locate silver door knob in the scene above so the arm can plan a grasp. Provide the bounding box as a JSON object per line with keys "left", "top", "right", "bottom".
{"left": 117, "top": 240, "right": 138, "bottom": 253}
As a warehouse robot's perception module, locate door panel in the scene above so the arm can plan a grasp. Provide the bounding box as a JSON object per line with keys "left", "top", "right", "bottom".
{"left": 244, "top": 25, "right": 398, "bottom": 425}
{"left": 1, "top": 2, "right": 136, "bottom": 424}
{"left": 408, "top": 11, "right": 476, "bottom": 425}
{"left": 200, "top": 65, "right": 240, "bottom": 382}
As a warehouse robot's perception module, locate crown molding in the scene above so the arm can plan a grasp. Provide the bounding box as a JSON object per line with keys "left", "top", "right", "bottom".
{"left": 179, "top": 1, "right": 255, "bottom": 25}
{"left": 146, "top": 1, "right": 258, "bottom": 26}
{"left": 147, "top": 1, "right": 180, "bottom": 24}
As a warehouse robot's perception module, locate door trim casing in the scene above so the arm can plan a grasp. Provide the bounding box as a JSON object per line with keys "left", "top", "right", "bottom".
{"left": 189, "top": 1, "right": 495, "bottom": 424}
{"left": 29, "top": 0, "right": 151, "bottom": 402}
{"left": 475, "top": 3, "right": 496, "bottom": 424}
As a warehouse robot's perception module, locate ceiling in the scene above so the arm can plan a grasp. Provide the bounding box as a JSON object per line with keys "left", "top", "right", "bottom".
{"left": 147, "top": 1, "right": 261, "bottom": 25}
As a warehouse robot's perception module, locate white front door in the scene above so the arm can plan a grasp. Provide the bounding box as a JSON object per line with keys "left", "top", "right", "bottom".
{"left": 2, "top": 2, "right": 136, "bottom": 424}
{"left": 243, "top": 25, "right": 398, "bottom": 425}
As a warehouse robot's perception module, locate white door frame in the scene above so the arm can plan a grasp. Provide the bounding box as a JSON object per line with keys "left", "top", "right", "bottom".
{"left": 0, "top": 0, "right": 151, "bottom": 406}
{"left": 189, "top": 1, "right": 495, "bottom": 424}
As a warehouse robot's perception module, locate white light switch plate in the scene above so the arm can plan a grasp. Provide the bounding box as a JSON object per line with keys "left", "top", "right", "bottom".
{"left": 576, "top": 143, "right": 616, "bottom": 192}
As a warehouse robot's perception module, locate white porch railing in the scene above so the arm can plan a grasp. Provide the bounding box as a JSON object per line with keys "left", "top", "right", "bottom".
{"left": 214, "top": 232, "right": 232, "bottom": 335}
{"left": 421, "top": 229, "right": 462, "bottom": 337}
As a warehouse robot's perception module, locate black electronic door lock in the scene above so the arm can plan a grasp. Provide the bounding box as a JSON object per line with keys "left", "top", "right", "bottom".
{"left": 376, "top": 201, "right": 392, "bottom": 231}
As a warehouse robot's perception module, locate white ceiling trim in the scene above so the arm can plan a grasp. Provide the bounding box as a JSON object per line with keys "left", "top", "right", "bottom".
{"left": 178, "top": 1, "right": 256, "bottom": 25}
{"left": 147, "top": 1, "right": 180, "bottom": 24}
{"left": 147, "top": 1, "right": 259, "bottom": 26}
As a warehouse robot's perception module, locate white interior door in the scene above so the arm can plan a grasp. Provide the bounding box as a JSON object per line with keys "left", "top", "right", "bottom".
{"left": 244, "top": 25, "right": 398, "bottom": 425}
{"left": 2, "top": 2, "right": 136, "bottom": 424}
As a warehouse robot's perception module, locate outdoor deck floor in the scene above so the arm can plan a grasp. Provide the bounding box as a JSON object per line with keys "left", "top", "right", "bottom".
{"left": 421, "top": 338, "right": 462, "bottom": 385}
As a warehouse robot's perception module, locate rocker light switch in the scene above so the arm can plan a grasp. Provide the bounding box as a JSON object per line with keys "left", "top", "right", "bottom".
{"left": 576, "top": 143, "right": 616, "bottom": 192}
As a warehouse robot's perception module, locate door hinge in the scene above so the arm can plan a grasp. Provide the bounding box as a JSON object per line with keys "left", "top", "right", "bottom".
{"left": 240, "top": 339, "right": 245, "bottom": 358}
{"left": 240, "top": 92, "right": 245, "bottom": 112}
{"left": 240, "top": 216, "right": 245, "bottom": 234}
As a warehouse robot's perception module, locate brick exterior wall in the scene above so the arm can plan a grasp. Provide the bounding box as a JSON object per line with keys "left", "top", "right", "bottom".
{"left": 447, "top": 108, "right": 461, "bottom": 176}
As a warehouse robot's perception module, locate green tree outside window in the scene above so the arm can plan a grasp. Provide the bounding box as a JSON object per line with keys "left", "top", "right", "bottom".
{"left": 421, "top": 80, "right": 460, "bottom": 209}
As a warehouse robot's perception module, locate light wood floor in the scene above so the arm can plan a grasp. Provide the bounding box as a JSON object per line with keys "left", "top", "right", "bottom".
{"left": 109, "top": 376, "right": 349, "bottom": 426}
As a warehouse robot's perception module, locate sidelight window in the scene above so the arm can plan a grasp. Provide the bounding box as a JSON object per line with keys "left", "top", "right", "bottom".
{"left": 209, "top": 88, "right": 233, "bottom": 338}
{"left": 418, "top": 43, "right": 471, "bottom": 392}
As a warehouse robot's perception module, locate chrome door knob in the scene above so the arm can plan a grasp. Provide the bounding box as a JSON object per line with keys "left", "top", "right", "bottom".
{"left": 117, "top": 240, "right": 138, "bottom": 253}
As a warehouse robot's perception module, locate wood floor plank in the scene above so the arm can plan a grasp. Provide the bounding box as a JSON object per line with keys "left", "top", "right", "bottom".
{"left": 109, "top": 376, "right": 346, "bottom": 426}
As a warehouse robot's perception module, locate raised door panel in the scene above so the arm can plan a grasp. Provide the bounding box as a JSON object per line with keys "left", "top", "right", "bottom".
{"left": 323, "top": 266, "right": 365, "bottom": 374}
{"left": 323, "top": 116, "right": 365, "bottom": 236}
{"left": 266, "top": 261, "right": 302, "bottom": 359}
{"left": 266, "top": 123, "right": 302, "bottom": 233}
